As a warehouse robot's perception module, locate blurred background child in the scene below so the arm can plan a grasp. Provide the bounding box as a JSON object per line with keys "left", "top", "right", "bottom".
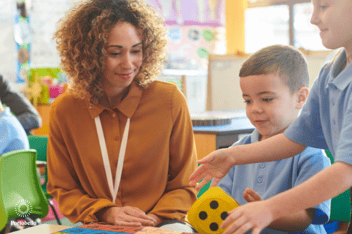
{"left": 0, "top": 99, "right": 29, "bottom": 155}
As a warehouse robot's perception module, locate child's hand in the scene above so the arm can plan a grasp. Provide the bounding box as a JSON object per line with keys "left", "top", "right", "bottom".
{"left": 189, "top": 148, "right": 235, "bottom": 190}
{"left": 243, "top": 188, "right": 262, "bottom": 203}
{"left": 221, "top": 201, "right": 273, "bottom": 234}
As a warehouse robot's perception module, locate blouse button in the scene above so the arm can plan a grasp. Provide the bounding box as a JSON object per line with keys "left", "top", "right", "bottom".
{"left": 260, "top": 163, "right": 265, "bottom": 168}
{"left": 112, "top": 113, "right": 117, "bottom": 118}
{"left": 114, "top": 136, "right": 119, "bottom": 141}
{"left": 257, "top": 177, "right": 263, "bottom": 183}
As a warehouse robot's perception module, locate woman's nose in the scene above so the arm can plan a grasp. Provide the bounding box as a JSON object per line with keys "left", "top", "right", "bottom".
{"left": 120, "top": 54, "right": 134, "bottom": 69}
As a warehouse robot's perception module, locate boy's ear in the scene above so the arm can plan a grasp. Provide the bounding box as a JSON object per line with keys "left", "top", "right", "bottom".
{"left": 295, "top": 87, "right": 309, "bottom": 109}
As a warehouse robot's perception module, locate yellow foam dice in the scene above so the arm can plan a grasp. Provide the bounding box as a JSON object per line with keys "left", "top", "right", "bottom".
{"left": 188, "top": 187, "right": 240, "bottom": 234}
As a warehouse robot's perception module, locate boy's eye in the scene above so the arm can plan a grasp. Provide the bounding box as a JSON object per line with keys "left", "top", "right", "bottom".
{"left": 244, "top": 100, "right": 251, "bottom": 104}
{"left": 262, "top": 98, "right": 273, "bottom": 102}
{"left": 320, "top": 5, "right": 327, "bottom": 10}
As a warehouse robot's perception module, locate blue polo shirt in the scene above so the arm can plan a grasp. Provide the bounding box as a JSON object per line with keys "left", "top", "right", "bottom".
{"left": 218, "top": 129, "right": 331, "bottom": 234}
{"left": 285, "top": 49, "right": 352, "bottom": 166}
{"left": 0, "top": 107, "right": 29, "bottom": 155}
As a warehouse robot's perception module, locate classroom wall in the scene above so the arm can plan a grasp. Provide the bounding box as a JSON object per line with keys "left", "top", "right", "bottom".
{"left": 226, "top": 0, "right": 246, "bottom": 54}
{"left": 208, "top": 52, "right": 336, "bottom": 111}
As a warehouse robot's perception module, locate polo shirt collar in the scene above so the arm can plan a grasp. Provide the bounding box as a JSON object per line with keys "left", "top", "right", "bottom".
{"left": 250, "top": 129, "right": 260, "bottom": 144}
{"left": 86, "top": 81, "right": 143, "bottom": 119}
{"left": 327, "top": 49, "right": 352, "bottom": 90}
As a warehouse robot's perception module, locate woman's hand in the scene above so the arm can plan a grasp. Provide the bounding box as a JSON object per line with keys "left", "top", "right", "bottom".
{"left": 147, "top": 213, "right": 164, "bottom": 226}
{"left": 221, "top": 201, "right": 274, "bottom": 234}
{"left": 189, "top": 148, "right": 235, "bottom": 190}
{"left": 97, "top": 206, "right": 157, "bottom": 227}
{"left": 243, "top": 188, "right": 262, "bottom": 203}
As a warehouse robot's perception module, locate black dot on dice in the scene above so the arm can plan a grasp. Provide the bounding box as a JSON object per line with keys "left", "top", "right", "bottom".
{"left": 221, "top": 211, "right": 228, "bottom": 220}
{"left": 210, "top": 200, "right": 219, "bottom": 209}
{"left": 199, "top": 211, "right": 208, "bottom": 220}
{"left": 210, "top": 222, "right": 219, "bottom": 231}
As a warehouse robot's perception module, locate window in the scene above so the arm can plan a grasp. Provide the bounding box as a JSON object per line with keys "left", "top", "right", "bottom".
{"left": 293, "top": 2, "right": 327, "bottom": 51}
{"left": 245, "top": 0, "right": 327, "bottom": 53}
{"left": 245, "top": 5, "right": 289, "bottom": 54}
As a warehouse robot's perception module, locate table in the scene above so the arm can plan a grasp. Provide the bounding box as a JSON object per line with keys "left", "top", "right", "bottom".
{"left": 12, "top": 224, "right": 72, "bottom": 233}
{"left": 193, "top": 116, "right": 254, "bottom": 160}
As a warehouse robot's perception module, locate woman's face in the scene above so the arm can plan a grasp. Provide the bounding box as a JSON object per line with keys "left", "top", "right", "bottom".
{"left": 102, "top": 22, "right": 143, "bottom": 95}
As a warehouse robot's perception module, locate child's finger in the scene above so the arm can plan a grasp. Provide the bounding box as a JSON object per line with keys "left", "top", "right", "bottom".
{"left": 210, "top": 177, "right": 221, "bottom": 187}
{"left": 243, "top": 191, "right": 256, "bottom": 203}
{"left": 244, "top": 188, "right": 262, "bottom": 201}
{"left": 195, "top": 175, "right": 213, "bottom": 190}
{"left": 252, "top": 227, "right": 263, "bottom": 234}
{"left": 189, "top": 165, "right": 207, "bottom": 186}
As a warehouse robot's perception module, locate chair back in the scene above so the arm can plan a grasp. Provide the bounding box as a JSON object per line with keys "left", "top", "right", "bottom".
{"left": 325, "top": 150, "right": 351, "bottom": 222}
{"left": 0, "top": 156, "right": 8, "bottom": 231}
{"left": 0, "top": 149, "right": 49, "bottom": 219}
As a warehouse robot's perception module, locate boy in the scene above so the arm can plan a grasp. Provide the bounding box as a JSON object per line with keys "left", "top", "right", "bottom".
{"left": 217, "top": 45, "right": 331, "bottom": 233}
{"left": 0, "top": 100, "right": 29, "bottom": 155}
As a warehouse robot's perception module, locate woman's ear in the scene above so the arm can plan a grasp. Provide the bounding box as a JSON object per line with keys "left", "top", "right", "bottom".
{"left": 295, "top": 87, "right": 309, "bottom": 109}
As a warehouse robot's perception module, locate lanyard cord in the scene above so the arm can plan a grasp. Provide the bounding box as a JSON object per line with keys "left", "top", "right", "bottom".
{"left": 94, "top": 116, "right": 130, "bottom": 203}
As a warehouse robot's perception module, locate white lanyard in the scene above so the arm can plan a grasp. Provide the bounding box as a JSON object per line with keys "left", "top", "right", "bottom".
{"left": 94, "top": 115, "right": 130, "bottom": 203}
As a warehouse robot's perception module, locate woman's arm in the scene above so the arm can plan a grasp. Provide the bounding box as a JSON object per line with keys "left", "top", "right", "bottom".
{"left": 147, "top": 87, "right": 198, "bottom": 222}
{"left": 46, "top": 101, "right": 118, "bottom": 223}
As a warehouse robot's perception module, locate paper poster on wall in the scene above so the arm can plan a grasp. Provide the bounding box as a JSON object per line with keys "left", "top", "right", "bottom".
{"left": 165, "top": 26, "right": 224, "bottom": 70}
{"left": 30, "top": 0, "right": 81, "bottom": 68}
{"left": 146, "top": 0, "right": 225, "bottom": 26}
{"left": 0, "top": 0, "right": 16, "bottom": 82}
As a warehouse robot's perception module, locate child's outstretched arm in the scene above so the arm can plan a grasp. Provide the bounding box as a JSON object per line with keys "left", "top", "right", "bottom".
{"left": 243, "top": 188, "right": 315, "bottom": 232}
{"left": 189, "top": 133, "right": 306, "bottom": 190}
{"left": 221, "top": 162, "right": 352, "bottom": 234}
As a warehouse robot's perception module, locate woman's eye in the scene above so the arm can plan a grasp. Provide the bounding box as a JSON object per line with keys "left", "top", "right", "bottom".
{"left": 110, "top": 53, "right": 120, "bottom": 56}
{"left": 320, "top": 5, "right": 327, "bottom": 10}
{"left": 132, "top": 50, "right": 142, "bottom": 54}
{"left": 244, "top": 100, "right": 251, "bottom": 104}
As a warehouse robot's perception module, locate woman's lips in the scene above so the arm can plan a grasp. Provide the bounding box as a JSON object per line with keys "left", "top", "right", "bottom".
{"left": 118, "top": 73, "right": 132, "bottom": 79}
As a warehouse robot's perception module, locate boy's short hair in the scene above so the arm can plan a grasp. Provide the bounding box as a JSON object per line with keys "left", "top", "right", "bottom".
{"left": 239, "top": 45, "right": 309, "bottom": 93}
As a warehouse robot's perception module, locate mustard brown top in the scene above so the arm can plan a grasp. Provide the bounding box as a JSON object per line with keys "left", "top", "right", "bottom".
{"left": 47, "top": 80, "right": 198, "bottom": 223}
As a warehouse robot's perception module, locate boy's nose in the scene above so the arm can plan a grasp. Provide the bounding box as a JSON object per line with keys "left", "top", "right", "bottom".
{"left": 310, "top": 9, "right": 320, "bottom": 26}
{"left": 251, "top": 103, "right": 263, "bottom": 114}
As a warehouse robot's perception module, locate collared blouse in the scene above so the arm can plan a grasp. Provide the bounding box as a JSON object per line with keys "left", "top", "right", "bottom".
{"left": 47, "top": 80, "right": 198, "bottom": 223}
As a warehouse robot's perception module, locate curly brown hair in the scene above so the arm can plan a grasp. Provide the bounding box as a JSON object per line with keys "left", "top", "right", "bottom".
{"left": 54, "top": 0, "right": 167, "bottom": 104}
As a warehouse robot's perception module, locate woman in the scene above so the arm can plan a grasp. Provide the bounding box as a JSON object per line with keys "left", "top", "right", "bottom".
{"left": 46, "top": 0, "right": 197, "bottom": 231}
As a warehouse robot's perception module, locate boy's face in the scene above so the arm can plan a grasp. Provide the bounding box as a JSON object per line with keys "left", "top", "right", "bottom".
{"left": 240, "top": 73, "right": 301, "bottom": 141}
